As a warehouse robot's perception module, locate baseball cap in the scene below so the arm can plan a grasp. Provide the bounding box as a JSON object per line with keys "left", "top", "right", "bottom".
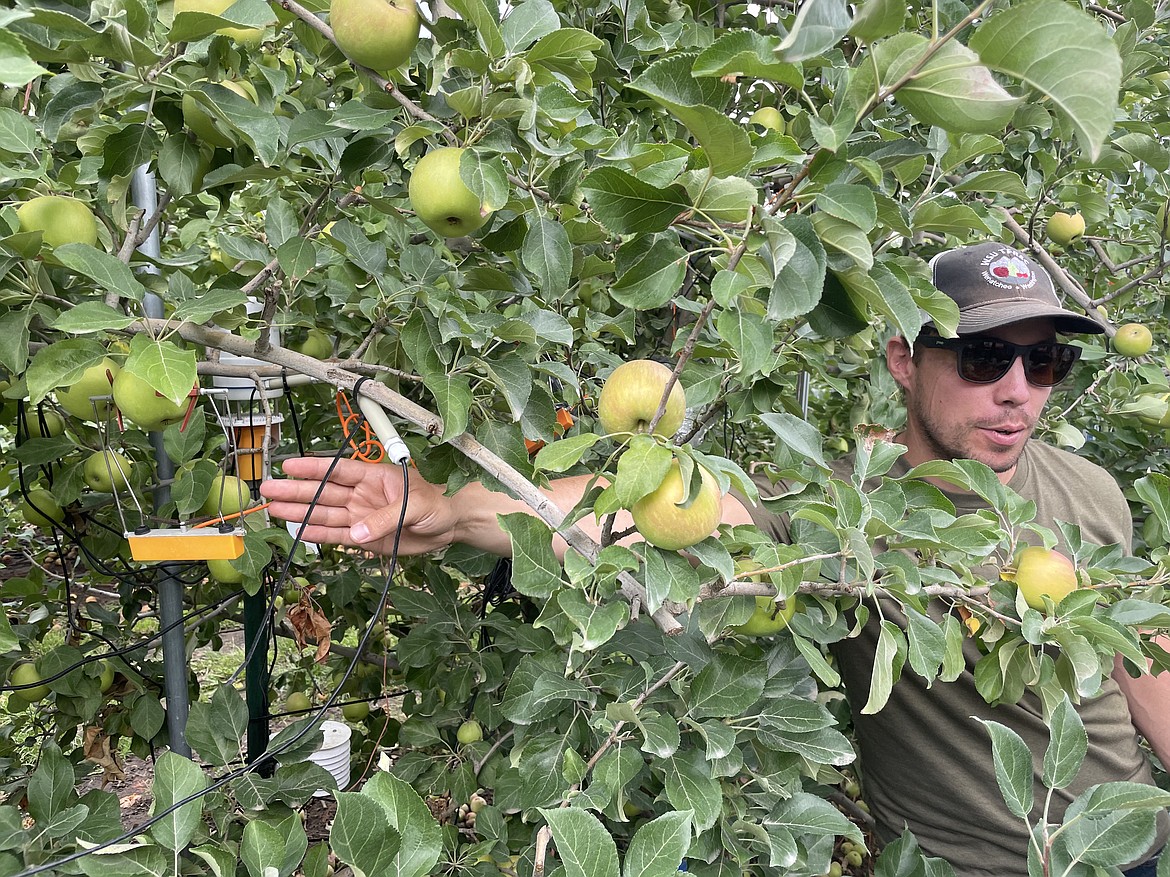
{"left": 927, "top": 242, "right": 1103, "bottom": 335}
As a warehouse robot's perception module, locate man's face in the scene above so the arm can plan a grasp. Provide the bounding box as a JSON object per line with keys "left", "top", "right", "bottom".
{"left": 889, "top": 318, "right": 1060, "bottom": 478}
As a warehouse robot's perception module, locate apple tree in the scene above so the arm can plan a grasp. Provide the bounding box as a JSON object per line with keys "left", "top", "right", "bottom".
{"left": 2, "top": 0, "right": 1170, "bottom": 874}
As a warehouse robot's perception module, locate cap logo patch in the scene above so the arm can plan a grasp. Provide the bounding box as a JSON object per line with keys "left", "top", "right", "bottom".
{"left": 981, "top": 249, "right": 1038, "bottom": 290}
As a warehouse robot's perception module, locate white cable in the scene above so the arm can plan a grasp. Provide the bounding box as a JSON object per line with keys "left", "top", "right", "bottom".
{"left": 355, "top": 394, "right": 411, "bottom": 464}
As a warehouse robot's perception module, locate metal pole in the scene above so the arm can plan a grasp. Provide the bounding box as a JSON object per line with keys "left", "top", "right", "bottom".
{"left": 131, "top": 163, "right": 192, "bottom": 758}
{"left": 243, "top": 591, "right": 272, "bottom": 771}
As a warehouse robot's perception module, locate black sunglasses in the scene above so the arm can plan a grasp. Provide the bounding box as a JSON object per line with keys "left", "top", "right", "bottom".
{"left": 915, "top": 335, "right": 1081, "bottom": 387}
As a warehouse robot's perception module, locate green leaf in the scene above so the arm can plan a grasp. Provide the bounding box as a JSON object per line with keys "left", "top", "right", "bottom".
{"left": 612, "top": 235, "right": 687, "bottom": 309}
{"left": 169, "top": 0, "right": 274, "bottom": 40}
{"left": 277, "top": 238, "right": 314, "bottom": 279}
{"left": 77, "top": 844, "right": 171, "bottom": 877}
{"left": 241, "top": 819, "right": 284, "bottom": 877}
{"left": 446, "top": 0, "right": 504, "bottom": 56}
{"left": 688, "top": 653, "right": 766, "bottom": 719}
{"left": 663, "top": 752, "right": 723, "bottom": 832}
{"left": 581, "top": 167, "right": 690, "bottom": 235}
{"left": 534, "top": 433, "right": 600, "bottom": 473}
{"left": 461, "top": 149, "right": 509, "bottom": 214}
{"left": 361, "top": 772, "right": 443, "bottom": 877}
{"left": 817, "top": 183, "right": 877, "bottom": 231}
{"left": 811, "top": 212, "right": 872, "bottom": 270}
{"left": 149, "top": 752, "right": 210, "bottom": 851}
{"left": 556, "top": 589, "right": 627, "bottom": 651}
{"left": 191, "top": 843, "right": 241, "bottom": 877}
{"left": 861, "top": 620, "right": 906, "bottom": 714}
{"left": 692, "top": 31, "right": 803, "bottom": 88}
{"left": 27, "top": 744, "right": 75, "bottom": 824}
{"left": 904, "top": 606, "right": 945, "bottom": 684}
{"left": 978, "top": 720, "right": 1034, "bottom": 819}
{"left": 25, "top": 337, "right": 105, "bottom": 405}
{"left": 522, "top": 216, "right": 572, "bottom": 299}
{"left": 0, "top": 310, "right": 31, "bottom": 375}
{"left": 125, "top": 334, "right": 198, "bottom": 406}
{"left": 0, "top": 29, "right": 49, "bottom": 87}
{"left": 499, "top": 512, "right": 563, "bottom": 598}
{"left": 53, "top": 243, "right": 148, "bottom": 302}
{"left": 849, "top": 0, "right": 905, "bottom": 42}
{"left": 758, "top": 412, "right": 829, "bottom": 471}
{"left": 765, "top": 213, "right": 826, "bottom": 322}
{"left": 158, "top": 134, "right": 205, "bottom": 197}
{"left": 331, "top": 791, "right": 402, "bottom": 877}
{"left": 768, "top": 792, "right": 864, "bottom": 845}
{"left": 538, "top": 807, "right": 620, "bottom": 877}
{"left": 623, "top": 810, "right": 693, "bottom": 877}
{"left": 170, "top": 289, "right": 248, "bottom": 325}
{"left": 50, "top": 302, "right": 137, "bottom": 335}
{"left": 774, "top": 0, "right": 852, "bottom": 62}
{"left": 503, "top": 0, "right": 560, "bottom": 52}
{"left": 970, "top": 0, "right": 1121, "bottom": 160}
{"left": 614, "top": 436, "right": 673, "bottom": 506}
{"left": 100, "top": 124, "right": 161, "bottom": 180}
{"left": 1043, "top": 694, "right": 1087, "bottom": 791}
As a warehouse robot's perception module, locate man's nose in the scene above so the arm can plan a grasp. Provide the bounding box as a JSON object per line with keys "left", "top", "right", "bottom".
{"left": 994, "top": 354, "right": 1032, "bottom": 402}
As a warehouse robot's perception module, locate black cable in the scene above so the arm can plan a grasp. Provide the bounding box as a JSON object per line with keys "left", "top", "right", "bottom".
{"left": 282, "top": 369, "right": 307, "bottom": 457}
{"left": 12, "top": 457, "right": 412, "bottom": 877}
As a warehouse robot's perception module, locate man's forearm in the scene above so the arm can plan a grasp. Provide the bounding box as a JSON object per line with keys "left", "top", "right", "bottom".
{"left": 1114, "top": 634, "right": 1170, "bottom": 767}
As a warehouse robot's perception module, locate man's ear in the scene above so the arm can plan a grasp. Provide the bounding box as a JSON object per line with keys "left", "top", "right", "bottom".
{"left": 886, "top": 335, "right": 914, "bottom": 391}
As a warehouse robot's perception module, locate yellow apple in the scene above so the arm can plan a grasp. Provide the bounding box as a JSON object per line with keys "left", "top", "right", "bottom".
{"left": 83, "top": 450, "right": 133, "bottom": 492}
{"left": 97, "top": 661, "right": 116, "bottom": 693}
{"left": 748, "top": 107, "right": 784, "bottom": 132}
{"left": 1045, "top": 211, "right": 1085, "bottom": 247}
{"left": 630, "top": 462, "right": 722, "bottom": 551}
{"left": 598, "top": 360, "right": 686, "bottom": 438}
{"left": 57, "top": 357, "right": 121, "bottom": 420}
{"left": 1014, "top": 546, "right": 1079, "bottom": 611}
{"left": 112, "top": 370, "right": 192, "bottom": 431}
{"left": 17, "top": 196, "right": 99, "bottom": 249}
{"left": 20, "top": 488, "right": 65, "bottom": 529}
{"left": 330, "top": 0, "right": 421, "bottom": 73}
{"left": 408, "top": 147, "right": 493, "bottom": 237}
{"left": 294, "top": 329, "right": 333, "bottom": 359}
{"left": 1113, "top": 323, "right": 1153, "bottom": 358}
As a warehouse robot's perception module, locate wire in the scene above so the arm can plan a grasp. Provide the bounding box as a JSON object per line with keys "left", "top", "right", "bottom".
{"left": 192, "top": 503, "right": 272, "bottom": 529}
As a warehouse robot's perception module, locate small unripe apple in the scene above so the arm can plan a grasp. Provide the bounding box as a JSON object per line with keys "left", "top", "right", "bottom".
{"left": 26, "top": 409, "right": 66, "bottom": 439}
{"left": 1112, "top": 323, "right": 1153, "bottom": 358}
{"left": 341, "top": 700, "right": 370, "bottom": 722}
{"left": 285, "top": 691, "right": 312, "bottom": 713}
{"left": 112, "top": 370, "right": 192, "bottom": 432}
{"left": 199, "top": 474, "right": 252, "bottom": 517}
{"left": 408, "top": 147, "right": 494, "bottom": 238}
{"left": 83, "top": 450, "right": 133, "bottom": 492}
{"left": 9, "top": 662, "right": 49, "bottom": 702}
{"left": 630, "top": 462, "right": 722, "bottom": 551}
{"left": 294, "top": 329, "right": 333, "bottom": 359}
{"left": 330, "top": 0, "right": 421, "bottom": 73}
{"left": 1014, "top": 546, "right": 1079, "bottom": 611}
{"left": 97, "top": 661, "right": 116, "bottom": 693}
{"left": 597, "top": 360, "right": 686, "bottom": 438}
{"left": 733, "top": 596, "right": 798, "bottom": 636}
{"left": 207, "top": 557, "right": 245, "bottom": 584}
{"left": 57, "top": 357, "right": 121, "bottom": 420}
{"left": 1045, "top": 211, "right": 1085, "bottom": 247}
{"left": 748, "top": 107, "right": 784, "bottom": 132}
{"left": 456, "top": 719, "right": 483, "bottom": 744}
{"left": 20, "top": 488, "right": 65, "bottom": 529}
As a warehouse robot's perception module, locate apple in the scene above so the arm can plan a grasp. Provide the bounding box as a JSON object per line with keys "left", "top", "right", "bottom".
{"left": 173, "top": 0, "right": 265, "bottom": 45}
{"left": 16, "top": 196, "right": 99, "bottom": 249}
{"left": 1113, "top": 323, "right": 1153, "bottom": 358}
{"left": 97, "top": 661, "right": 116, "bottom": 693}
{"left": 207, "top": 557, "right": 245, "bottom": 584}
{"left": 1014, "top": 545, "right": 1079, "bottom": 611}
{"left": 630, "top": 462, "right": 722, "bottom": 551}
{"left": 597, "top": 360, "right": 686, "bottom": 438}
{"left": 112, "top": 370, "right": 192, "bottom": 431}
{"left": 730, "top": 560, "right": 798, "bottom": 636}
{"left": 342, "top": 700, "right": 370, "bottom": 722}
{"left": 57, "top": 357, "right": 121, "bottom": 420}
{"left": 285, "top": 691, "right": 312, "bottom": 713}
{"left": 1045, "top": 211, "right": 1085, "bottom": 247}
{"left": 83, "top": 450, "right": 133, "bottom": 492}
{"left": 456, "top": 719, "right": 483, "bottom": 744}
{"left": 20, "top": 488, "right": 65, "bottom": 529}
{"left": 200, "top": 474, "right": 252, "bottom": 516}
{"left": 748, "top": 107, "right": 784, "bottom": 132}
{"left": 408, "top": 147, "right": 494, "bottom": 237}
{"left": 182, "top": 79, "right": 258, "bottom": 149}
{"left": 26, "top": 408, "right": 66, "bottom": 438}
{"left": 330, "top": 0, "right": 421, "bottom": 73}
{"left": 9, "top": 662, "right": 49, "bottom": 702}
{"left": 294, "top": 329, "right": 333, "bottom": 359}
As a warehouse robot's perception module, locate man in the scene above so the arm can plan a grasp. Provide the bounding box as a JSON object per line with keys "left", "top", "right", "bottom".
{"left": 261, "top": 242, "right": 1169, "bottom": 875}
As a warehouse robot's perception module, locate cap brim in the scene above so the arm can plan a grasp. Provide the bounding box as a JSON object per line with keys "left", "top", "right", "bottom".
{"left": 956, "top": 302, "right": 1105, "bottom": 335}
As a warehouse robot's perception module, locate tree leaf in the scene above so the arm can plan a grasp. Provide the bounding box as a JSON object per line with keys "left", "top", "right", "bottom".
{"left": 581, "top": 167, "right": 690, "bottom": 235}
{"left": 1043, "top": 694, "right": 1087, "bottom": 791}
{"left": 125, "top": 334, "right": 198, "bottom": 407}
{"left": 0, "top": 29, "right": 49, "bottom": 88}
{"left": 774, "top": 0, "right": 852, "bottom": 62}
{"left": 970, "top": 0, "right": 1121, "bottom": 160}
{"left": 361, "top": 772, "right": 444, "bottom": 877}
{"left": 149, "top": 752, "right": 210, "bottom": 852}
{"left": 522, "top": 216, "right": 572, "bottom": 299}
{"left": 977, "top": 720, "right": 1034, "bottom": 819}
{"left": 330, "top": 791, "right": 402, "bottom": 877}
{"left": 538, "top": 807, "right": 620, "bottom": 877}
{"left": 499, "top": 512, "right": 563, "bottom": 598}
{"left": 758, "top": 412, "right": 829, "bottom": 471}
{"left": 25, "top": 336, "right": 105, "bottom": 405}
{"left": 693, "top": 30, "right": 803, "bottom": 87}
{"left": 534, "top": 433, "right": 600, "bottom": 473}
{"left": 50, "top": 302, "right": 137, "bottom": 335}
{"left": 241, "top": 819, "right": 285, "bottom": 877}
{"left": 623, "top": 810, "right": 692, "bottom": 877}
{"left": 53, "top": 243, "right": 148, "bottom": 302}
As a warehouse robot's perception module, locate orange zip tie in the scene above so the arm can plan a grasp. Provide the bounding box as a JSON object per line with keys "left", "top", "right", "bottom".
{"left": 193, "top": 502, "right": 272, "bottom": 529}
{"left": 335, "top": 390, "right": 384, "bottom": 463}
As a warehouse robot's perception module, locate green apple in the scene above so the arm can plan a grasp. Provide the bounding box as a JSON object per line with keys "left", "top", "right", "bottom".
{"left": 597, "top": 360, "right": 686, "bottom": 438}
{"left": 200, "top": 474, "right": 252, "bottom": 516}
{"left": 1112, "top": 323, "right": 1153, "bottom": 358}
{"left": 408, "top": 147, "right": 493, "bottom": 237}
{"left": 456, "top": 719, "right": 483, "bottom": 744}
{"left": 748, "top": 106, "right": 784, "bottom": 132}
{"left": 17, "top": 196, "right": 99, "bottom": 249}
{"left": 20, "top": 488, "right": 65, "bottom": 529}
{"left": 182, "top": 79, "right": 258, "bottom": 149}
{"left": 57, "top": 357, "right": 121, "bottom": 420}
{"left": 173, "top": 0, "right": 265, "bottom": 45}
{"left": 342, "top": 700, "right": 370, "bottom": 722}
{"left": 330, "top": 0, "right": 421, "bottom": 73}
{"left": 630, "top": 462, "right": 722, "bottom": 551}
{"left": 207, "top": 557, "right": 245, "bottom": 583}
{"left": 26, "top": 408, "right": 66, "bottom": 438}
{"left": 112, "top": 370, "right": 191, "bottom": 431}
{"left": 734, "top": 595, "right": 798, "bottom": 636}
{"left": 97, "top": 661, "right": 116, "bottom": 693}
{"left": 1045, "top": 211, "right": 1085, "bottom": 247}
{"left": 285, "top": 691, "right": 312, "bottom": 713}
{"left": 1014, "top": 545, "right": 1079, "bottom": 611}
{"left": 83, "top": 450, "right": 133, "bottom": 492}
{"left": 9, "top": 662, "right": 50, "bottom": 702}
{"left": 294, "top": 329, "right": 333, "bottom": 359}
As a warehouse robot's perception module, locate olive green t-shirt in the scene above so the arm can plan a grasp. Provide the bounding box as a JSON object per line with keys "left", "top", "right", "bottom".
{"left": 744, "top": 440, "right": 1168, "bottom": 876}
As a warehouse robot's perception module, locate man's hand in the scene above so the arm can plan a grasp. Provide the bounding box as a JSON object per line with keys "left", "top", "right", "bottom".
{"left": 260, "top": 457, "right": 457, "bottom": 557}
